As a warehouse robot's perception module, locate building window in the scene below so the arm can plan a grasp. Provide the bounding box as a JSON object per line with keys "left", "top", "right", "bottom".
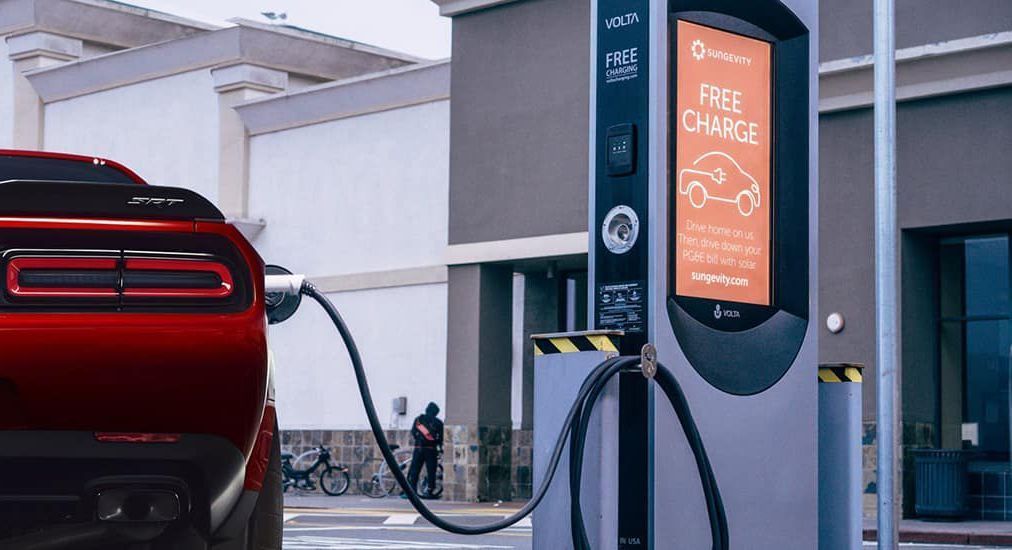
{"left": 940, "top": 235, "right": 1011, "bottom": 456}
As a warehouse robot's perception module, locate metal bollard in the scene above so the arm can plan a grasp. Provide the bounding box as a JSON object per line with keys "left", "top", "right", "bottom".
{"left": 531, "top": 331, "right": 623, "bottom": 550}
{"left": 819, "top": 363, "right": 864, "bottom": 550}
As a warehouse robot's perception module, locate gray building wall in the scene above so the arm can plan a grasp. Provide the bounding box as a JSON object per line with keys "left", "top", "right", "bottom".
{"left": 448, "top": 0, "right": 589, "bottom": 244}
{"left": 447, "top": 0, "right": 1012, "bottom": 244}
{"left": 820, "top": 88, "right": 1012, "bottom": 419}
{"left": 820, "top": 0, "right": 1012, "bottom": 60}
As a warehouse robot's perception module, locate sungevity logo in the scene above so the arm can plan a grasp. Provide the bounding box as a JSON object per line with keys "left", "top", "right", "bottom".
{"left": 605, "top": 12, "right": 640, "bottom": 30}
{"left": 127, "top": 197, "right": 185, "bottom": 208}
{"left": 690, "top": 38, "right": 753, "bottom": 66}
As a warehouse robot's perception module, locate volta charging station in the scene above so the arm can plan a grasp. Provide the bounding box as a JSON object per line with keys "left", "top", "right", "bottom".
{"left": 533, "top": 0, "right": 818, "bottom": 548}
{"left": 267, "top": 0, "right": 826, "bottom": 548}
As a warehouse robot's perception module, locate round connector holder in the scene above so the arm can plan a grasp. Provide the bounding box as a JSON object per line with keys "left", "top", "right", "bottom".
{"left": 601, "top": 205, "right": 640, "bottom": 255}
{"left": 265, "top": 265, "right": 302, "bottom": 325}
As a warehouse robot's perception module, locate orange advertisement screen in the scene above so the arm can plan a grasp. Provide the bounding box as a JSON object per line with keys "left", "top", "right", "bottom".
{"left": 673, "top": 20, "right": 773, "bottom": 306}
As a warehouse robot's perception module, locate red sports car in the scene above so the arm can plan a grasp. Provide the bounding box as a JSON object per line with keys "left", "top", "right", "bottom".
{"left": 0, "top": 150, "right": 281, "bottom": 549}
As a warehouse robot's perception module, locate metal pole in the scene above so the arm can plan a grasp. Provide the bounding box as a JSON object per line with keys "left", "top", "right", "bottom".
{"left": 874, "top": 0, "right": 899, "bottom": 547}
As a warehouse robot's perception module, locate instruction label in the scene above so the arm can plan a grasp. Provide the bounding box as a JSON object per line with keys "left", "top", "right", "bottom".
{"left": 673, "top": 20, "right": 772, "bottom": 306}
{"left": 597, "top": 281, "right": 645, "bottom": 333}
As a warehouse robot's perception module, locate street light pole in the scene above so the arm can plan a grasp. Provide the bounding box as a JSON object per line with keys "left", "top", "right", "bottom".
{"left": 874, "top": 0, "right": 899, "bottom": 547}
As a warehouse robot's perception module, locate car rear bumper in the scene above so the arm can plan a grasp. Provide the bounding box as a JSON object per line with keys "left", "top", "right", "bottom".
{"left": 0, "top": 431, "right": 246, "bottom": 540}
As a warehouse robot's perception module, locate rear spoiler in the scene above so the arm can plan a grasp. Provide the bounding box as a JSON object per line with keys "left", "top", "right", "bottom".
{"left": 0, "top": 180, "right": 225, "bottom": 221}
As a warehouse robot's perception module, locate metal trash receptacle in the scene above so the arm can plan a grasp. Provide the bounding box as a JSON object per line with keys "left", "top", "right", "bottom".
{"left": 913, "top": 449, "right": 968, "bottom": 519}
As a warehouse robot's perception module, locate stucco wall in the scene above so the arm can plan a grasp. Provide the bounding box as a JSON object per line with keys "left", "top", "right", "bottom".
{"left": 43, "top": 70, "right": 219, "bottom": 201}
{"left": 248, "top": 100, "right": 450, "bottom": 276}
{"left": 248, "top": 99, "right": 451, "bottom": 430}
{"left": 0, "top": 40, "right": 13, "bottom": 148}
{"left": 268, "top": 283, "right": 447, "bottom": 431}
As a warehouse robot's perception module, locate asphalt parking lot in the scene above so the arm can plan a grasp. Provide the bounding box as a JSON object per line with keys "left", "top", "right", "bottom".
{"left": 283, "top": 495, "right": 530, "bottom": 549}
{"left": 283, "top": 495, "right": 1012, "bottom": 550}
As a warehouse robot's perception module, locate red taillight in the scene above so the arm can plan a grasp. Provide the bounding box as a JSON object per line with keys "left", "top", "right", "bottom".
{"left": 95, "top": 432, "right": 182, "bottom": 443}
{"left": 4, "top": 253, "right": 234, "bottom": 301}
{"left": 122, "top": 258, "right": 233, "bottom": 299}
{"left": 6, "top": 257, "right": 119, "bottom": 298}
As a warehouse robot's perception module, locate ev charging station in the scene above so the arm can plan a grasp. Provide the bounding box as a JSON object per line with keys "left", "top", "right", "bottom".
{"left": 587, "top": 0, "right": 819, "bottom": 547}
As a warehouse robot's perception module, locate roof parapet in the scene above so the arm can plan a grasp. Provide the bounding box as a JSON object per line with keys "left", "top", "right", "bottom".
{"left": 228, "top": 18, "right": 422, "bottom": 64}
{"left": 1, "top": 0, "right": 214, "bottom": 48}
{"left": 234, "top": 60, "right": 451, "bottom": 136}
{"left": 430, "top": 0, "right": 523, "bottom": 17}
{"left": 22, "top": 24, "right": 415, "bottom": 103}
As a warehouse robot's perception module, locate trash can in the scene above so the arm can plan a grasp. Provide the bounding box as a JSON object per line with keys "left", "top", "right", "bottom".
{"left": 913, "top": 449, "right": 968, "bottom": 519}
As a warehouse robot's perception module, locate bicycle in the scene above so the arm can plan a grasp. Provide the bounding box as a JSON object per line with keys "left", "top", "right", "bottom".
{"left": 282, "top": 445, "right": 350, "bottom": 496}
{"left": 361, "top": 444, "right": 443, "bottom": 499}
{"left": 361, "top": 444, "right": 412, "bottom": 498}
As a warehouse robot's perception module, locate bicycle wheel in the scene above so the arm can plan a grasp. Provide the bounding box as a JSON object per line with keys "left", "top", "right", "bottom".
{"left": 320, "top": 466, "right": 350, "bottom": 496}
{"left": 362, "top": 472, "right": 387, "bottom": 498}
{"left": 378, "top": 458, "right": 403, "bottom": 496}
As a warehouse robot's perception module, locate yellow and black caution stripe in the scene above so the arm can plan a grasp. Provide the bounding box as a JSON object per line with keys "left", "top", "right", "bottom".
{"left": 818, "top": 364, "right": 863, "bottom": 383}
{"left": 533, "top": 333, "right": 620, "bottom": 356}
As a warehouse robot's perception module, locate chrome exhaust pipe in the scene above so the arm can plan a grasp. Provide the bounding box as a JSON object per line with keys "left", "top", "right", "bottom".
{"left": 96, "top": 488, "right": 180, "bottom": 523}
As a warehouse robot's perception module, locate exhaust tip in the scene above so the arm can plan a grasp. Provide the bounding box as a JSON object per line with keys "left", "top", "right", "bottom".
{"left": 96, "top": 488, "right": 180, "bottom": 523}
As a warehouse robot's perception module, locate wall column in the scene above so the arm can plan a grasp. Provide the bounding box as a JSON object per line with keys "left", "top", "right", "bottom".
{"left": 212, "top": 64, "right": 287, "bottom": 224}
{"left": 444, "top": 263, "right": 514, "bottom": 501}
{"left": 6, "top": 31, "right": 81, "bottom": 149}
{"left": 521, "top": 272, "right": 560, "bottom": 428}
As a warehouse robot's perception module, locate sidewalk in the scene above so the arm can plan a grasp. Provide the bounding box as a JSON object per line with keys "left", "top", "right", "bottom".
{"left": 864, "top": 518, "right": 1012, "bottom": 546}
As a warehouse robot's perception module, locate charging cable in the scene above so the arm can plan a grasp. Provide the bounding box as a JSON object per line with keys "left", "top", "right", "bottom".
{"left": 269, "top": 275, "right": 728, "bottom": 547}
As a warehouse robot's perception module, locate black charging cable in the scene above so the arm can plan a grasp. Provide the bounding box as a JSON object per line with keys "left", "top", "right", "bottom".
{"left": 568, "top": 360, "right": 728, "bottom": 550}
{"left": 300, "top": 281, "right": 728, "bottom": 547}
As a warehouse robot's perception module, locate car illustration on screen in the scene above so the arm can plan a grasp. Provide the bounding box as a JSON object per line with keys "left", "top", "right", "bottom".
{"left": 678, "top": 151, "right": 761, "bottom": 217}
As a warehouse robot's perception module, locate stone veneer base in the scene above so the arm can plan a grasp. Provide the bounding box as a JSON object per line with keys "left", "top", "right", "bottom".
{"left": 281, "top": 428, "right": 532, "bottom": 501}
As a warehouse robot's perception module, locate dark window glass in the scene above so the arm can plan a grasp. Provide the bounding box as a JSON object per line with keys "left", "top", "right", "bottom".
{"left": 965, "top": 237, "right": 1010, "bottom": 318}
{"left": 0, "top": 155, "right": 138, "bottom": 185}
{"left": 964, "top": 319, "right": 1011, "bottom": 453}
{"left": 939, "top": 235, "right": 1012, "bottom": 456}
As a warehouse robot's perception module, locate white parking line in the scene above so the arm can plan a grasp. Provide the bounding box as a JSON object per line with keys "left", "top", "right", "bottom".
{"left": 284, "top": 535, "right": 512, "bottom": 549}
{"left": 283, "top": 513, "right": 301, "bottom": 523}
{"left": 383, "top": 513, "right": 421, "bottom": 526}
{"left": 512, "top": 517, "right": 532, "bottom": 528}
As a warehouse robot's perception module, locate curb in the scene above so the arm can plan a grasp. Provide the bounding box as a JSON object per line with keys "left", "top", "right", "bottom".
{"left": 864, "top": 529, "right": 1012, "bottom": 546}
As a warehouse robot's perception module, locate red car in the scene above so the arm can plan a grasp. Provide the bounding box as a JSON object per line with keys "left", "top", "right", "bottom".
{"left": 0, "top": 150, "right": 281, "bottom": 549}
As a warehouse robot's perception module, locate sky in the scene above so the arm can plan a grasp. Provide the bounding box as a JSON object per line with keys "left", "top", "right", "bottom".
{"left": 121, "top": 0, "right": 452, "bottom": 60}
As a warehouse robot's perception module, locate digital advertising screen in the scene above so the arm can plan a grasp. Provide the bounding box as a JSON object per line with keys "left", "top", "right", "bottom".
{"left": 673, "top": 20, "right": 773, "bottom": 306}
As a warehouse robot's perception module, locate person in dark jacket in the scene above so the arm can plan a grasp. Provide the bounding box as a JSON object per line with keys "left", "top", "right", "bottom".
{"left": 406, "top": 401, "right": 443, "bottom": 498}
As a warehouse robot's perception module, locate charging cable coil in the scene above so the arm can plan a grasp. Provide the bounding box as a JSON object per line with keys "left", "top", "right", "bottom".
{"left": 300, "top": 281, "right": 728, "bottom": 549}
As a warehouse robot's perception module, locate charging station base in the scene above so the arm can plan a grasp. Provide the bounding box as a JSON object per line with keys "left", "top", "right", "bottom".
{"left": 531, "top": 332, "right": 623, "bottom": 550}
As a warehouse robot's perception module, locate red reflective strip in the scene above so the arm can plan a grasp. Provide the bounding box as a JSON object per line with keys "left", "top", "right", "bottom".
{"left": 6, "top": 257, "right": 119, "bottom": 298}
{"left": 415, "top": 420, "right": 435, "bottom": 441}
{"left": 94, "top": 432, "right": 181, "bottom": 443}
{"left": 244, "top": 405, "right": 277, "bottom": 491}
{"left": 122, "top": 258, "right": 233, "bottom": 299}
